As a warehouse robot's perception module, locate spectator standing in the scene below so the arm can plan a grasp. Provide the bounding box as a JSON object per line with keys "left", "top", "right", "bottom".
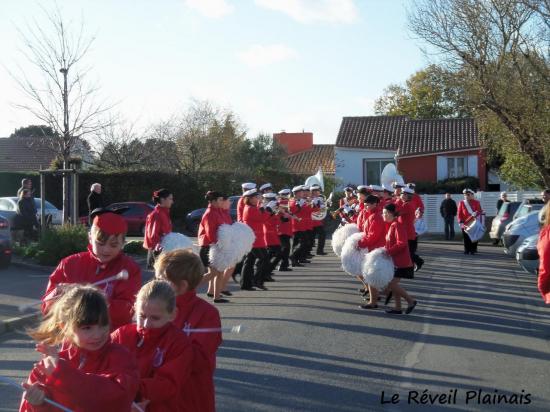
{"left": 14, "top": 189, "right": 38, "bottom": 244}
{"left": 87, "top": 183, "right": 104, "bottom": 216}
{"left": 16, "top": 178, "right": 33, "bottom": 197}
{"left": 440, "top": 193, "right": 457, "bottom": 240}
{"left": 496, "top": 191, "right": 508, "bottom": 214}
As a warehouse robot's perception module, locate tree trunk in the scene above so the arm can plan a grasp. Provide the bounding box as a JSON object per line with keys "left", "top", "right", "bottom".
{"left": 62, "top": 160, "right": 70, "bottom": 225}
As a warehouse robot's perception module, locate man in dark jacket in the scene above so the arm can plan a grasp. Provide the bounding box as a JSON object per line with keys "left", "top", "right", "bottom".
{"left": 87, "top": 183, "right": 104, "bottom": 223}
{"left": 440, "top": 193, "right": 457, "bottom": 240}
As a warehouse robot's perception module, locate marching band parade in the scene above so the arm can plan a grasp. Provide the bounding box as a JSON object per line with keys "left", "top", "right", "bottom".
{"left": 10, "top": 161, "right": 550, "bottom": 412}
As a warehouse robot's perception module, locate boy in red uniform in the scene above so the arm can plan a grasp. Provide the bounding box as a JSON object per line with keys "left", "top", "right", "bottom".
{"left": 311, "top": 184, "right": 327, "bottom": 255}
{"left": 154, "top": 250, "right": 222, "bottom": 412}
{"left": 111, "top": 280, "right": 193, "bottom": 412}
{"left": 276, "top": 189, "right": 294, "bottom": 271}
{"left": 262, "top": 192, "right": 281, "bottom": 280}
{"left": 41, "top": 209, "right": 141, "bottom": 331}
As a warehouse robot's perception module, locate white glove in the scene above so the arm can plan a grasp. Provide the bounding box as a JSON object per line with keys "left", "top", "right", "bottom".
{"left": 298, "top": 199, "right": 306, "bottom": 207}
{"left": 472, "top": 211, "right": 477, "bottom": 217}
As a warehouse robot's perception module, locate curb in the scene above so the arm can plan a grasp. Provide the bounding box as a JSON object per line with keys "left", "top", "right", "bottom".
{"left": 0, "top": 312, "right": 41, "bottom": 336}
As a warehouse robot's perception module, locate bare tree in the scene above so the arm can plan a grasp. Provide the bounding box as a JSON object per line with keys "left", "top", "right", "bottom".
{"left": 408, "top": 0, "right": 550, "bottom": 186}
{"left": 10, "top": 5, "right": 112, "bottom": 222}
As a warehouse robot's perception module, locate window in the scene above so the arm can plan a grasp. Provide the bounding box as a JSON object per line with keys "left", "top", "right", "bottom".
{"left": 447, "top": 157, "right": 467, "bottom": 178}
{"left": 0, "top": 199, "right": 14, "bottom": 211}
{"left": 364, "top": 160, "right": 394, "bottom": 185}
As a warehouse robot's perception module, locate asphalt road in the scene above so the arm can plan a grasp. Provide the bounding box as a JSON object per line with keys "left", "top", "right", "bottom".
{"left": 1, "top": 240, "right": 549, "bottom": 411}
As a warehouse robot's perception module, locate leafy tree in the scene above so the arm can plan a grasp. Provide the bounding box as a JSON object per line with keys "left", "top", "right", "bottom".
{"left": 234, "top": 133, "right": 288, "bottom": 174}
{"left": 10, "top": 125, "right": 57, "bottom": 138}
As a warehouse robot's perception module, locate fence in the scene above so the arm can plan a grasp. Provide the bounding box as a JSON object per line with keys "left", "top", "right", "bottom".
{"left": 420, "top": 191, "right": 541, "bottom": 234}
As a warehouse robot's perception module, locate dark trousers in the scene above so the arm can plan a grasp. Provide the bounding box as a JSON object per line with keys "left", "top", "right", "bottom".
{"left": 291, "top": 231, "right": 307, "bottom": 262}
{"left": 408, "top": 238, "right": 423, "bottom": 266}
{"left": 314, "top": 225, "right": 326, "bottom": 253}
{"left": 443, "top": 215, "right": 455, "bottom": 240}
{"left": 278, "top": 235, "right": 291, "bottom": 269}
{"left": 305, "top": 230, "right": 315, "bottom": 255}
{"left": 267, "top": 245, "right": 282, "bottom": 273}
{"left": 242, "top": 247, "right": 269, "bottom": 288}
{"left": 462, "top": 229, "right": 478, "bottom": 253}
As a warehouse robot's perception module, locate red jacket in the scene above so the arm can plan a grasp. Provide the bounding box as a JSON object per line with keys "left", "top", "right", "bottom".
{"left": 277, "top": 215, "right": 293, "bottom": 237}
{"left": 358, "top": 212, "right": 386, "bottom": 250}
{"left": 111, "top": 323, "right": 193, "bottom": 412}
{"left": 457, "top": 199, "right": 483, "bottom": 228}
{"left": 20, "top": 342, "right": 139, "bottom": 412}
{"left": 243, "top": 204, "right": 270, "bottom": 248}
{"left": 264, "top": 213, "right": 281, "bottom": 246}
{"left": 385, "top": 221, "right": 413, "bottom": 268}
{"left": 537, "top": 226, "right": 550, "bottom": 304}
{"left": 290, "top": 199, "right": 311, "bottom": 233}
{"left": 143, "top": 205, "right": 172, "bottom": 250}
{"left": 237, "top": 197, "right": 245, "bottom": 222}
{"left": 42, "top": 249, "right": 141, "bottom": 331}
{"left": 198, "top": 206, "right": 233, "bottom": 246}
{"left": 410, "top": 194, "right": 425, "bottom": 215}
{"left": 173, "top": 291, "right": 222, "bottom": 412}
{"left": 395, "top": 199, "right": 416, "bottom": 240}
{"left": 356, "top": 207, "right": 370, "bottom": 232}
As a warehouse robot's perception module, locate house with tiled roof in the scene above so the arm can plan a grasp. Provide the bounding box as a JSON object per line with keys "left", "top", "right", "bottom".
{"left": 0, "top": 136, "right": 92, "bottom": 172}
{"left": 335, "top": 116, "right": 487, "bottom": 189}
{"left": 274, "top": 132, "right": 335, "bottom": 177}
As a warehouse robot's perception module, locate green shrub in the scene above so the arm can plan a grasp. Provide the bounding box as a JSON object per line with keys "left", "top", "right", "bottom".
{"left": 123, "top": 240, "right": 147, "bottom": 255}
{"left": 415, "top": 177, "right": 480, "bottom": 194}
{"left": 13, "top": 243, "right": 40, "bottom": 258}
{"left": 36, "top": 224, "right": 89, "bottom": 266}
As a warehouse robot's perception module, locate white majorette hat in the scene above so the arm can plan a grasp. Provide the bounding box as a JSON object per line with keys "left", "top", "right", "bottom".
{"left": 463, "top": 188, "right": 475, "bottom": 195}
{"left": 259, "top": 183, "right": 273, "bottom": 191}
{"left": 310, "top": 184, "right": 321, "bottom": 191}
{"left": 402, "top": 187, "right": 415, "bottom": 195}
{"left": 369, "top": 184, "right": 384, "bottom": 192}
{"left": 302, "top": 185, "right": 311, "bottom": 191}
{"left": 392, "top": 181, "right": 405, "bottom": 189}
{"left": 344, "top": 186, "right": 354, "bottom": 192}
{"left": 357, "top": 185, "right": 367, "bottom": 191}
{"left": 406, "top": 182, "right": 416, "bottom": 189}
{"left": 242, "top": 182, "right": 256, "bottom": 190}
{"left": 243, "top": 188, "right": 259, "bottom": 197}
{"left": 262, "top": 192, "right": 277, "bottom": 199}
{"left": 292, "top": 185, "right": 303, "bottom": 193}
{"left": 278, "top": 188, "right": 291, "bottom": 196}
{"left": 382, "top": 184, "right": 393, "bottom": 192}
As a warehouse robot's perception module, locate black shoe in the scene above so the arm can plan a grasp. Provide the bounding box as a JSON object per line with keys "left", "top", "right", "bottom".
{"left": 464, "top": 251, "right": 469, "bottom": 255}
{"left": 265, "top": 276, "right": 275, "bottom": 282}
{"left": 221, "top": 290, "right": 233, "bottom": 296}
{"left": 300, "top": 259, "right": 311, "bottom": 264}
{"left": 359, "top": 303, "right": 378, "bottom": 309}
{"left": 213, "top": 298, "right": 230, "bottom": 303}
{"left": 206, "top": 293, "right": 214, "bottom": 298}
{"left": 278, "top": 267, "right": 293, "bottom": 272}
{"left": 414, "top": 259, "right": 424, "bottom": 272}
{"left": 358, "top": 288, "right": 367, "bottom": 294}
{"left": 255, "top": 284, "right": 268, "bottom": 291}
{"left": 291, "top": 260, "right": 304, "bottom": 267}
{"left": 385, "top": 309, "right": 403, "bottom": 314}
{"left": 405, "top": 300, "right": 417, "bottom": 314}
{"left": 384, "top": 292, "right": 393, "bottom": 305}
{"left": 241, "top": 286, "right": 257, "bottom": 291}
{"left": 306, "top": 254, "right": 314, "bottom": 259}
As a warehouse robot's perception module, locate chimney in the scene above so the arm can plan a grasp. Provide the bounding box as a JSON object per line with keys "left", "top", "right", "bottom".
{"left": 273, "top": 132, "right": 313, "bottom": 155}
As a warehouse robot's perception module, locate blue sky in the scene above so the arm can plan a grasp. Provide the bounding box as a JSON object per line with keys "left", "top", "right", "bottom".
{"left": 0, "top": 0, "right": 429, "bottom": 144}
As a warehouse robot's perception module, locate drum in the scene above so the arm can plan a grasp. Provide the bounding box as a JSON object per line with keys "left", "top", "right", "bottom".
{"left": 464, "top": 216, "right": 485, "bottom": 242}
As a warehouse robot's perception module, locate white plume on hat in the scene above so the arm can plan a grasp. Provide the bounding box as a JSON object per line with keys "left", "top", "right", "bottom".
{"left": 341, "top": 232, "right": 368, "bottom": 276}
{"left": 260, "top": 183, "right": 273, "bottom": 191}
{"left": 209, "top": 222, "right": 255, "bottom": 271}
{"left": 362, "top": 247, "right": 394, "bottom": 289}
{"left": 242, "top": 182, "right": 256, "bottom": 190}
{"left": 331, "top": 223, "right": 360, "bottom": 257}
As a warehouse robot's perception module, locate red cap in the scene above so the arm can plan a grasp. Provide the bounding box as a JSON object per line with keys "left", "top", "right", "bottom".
{"left": 93, "top": 212, "right": 127, "bottom": 235}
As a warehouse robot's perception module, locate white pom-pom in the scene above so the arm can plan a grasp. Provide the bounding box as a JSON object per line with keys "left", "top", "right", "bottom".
{"left": 340, "top": 232, "right": 368, "bottom": 276}
{"left": 209, "top": 222, "right": 255, "bottom": 271}
{"left": 362, "top": 247, "right": 394, "bottom": 289}
{"left": 331, "top": 223, "right": 360, "bottom": 257}
{"left": 117, "top": 269, "right": 129, "bottom": 280}
{"left": 161, "top": 232, "right": 194, "bottom": 252}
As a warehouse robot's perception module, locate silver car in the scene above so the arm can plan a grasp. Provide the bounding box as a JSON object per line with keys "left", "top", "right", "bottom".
{"left": 490, "top": 201, "right": 521, "bottom": 245}
{"left": 516, "top": 233, "right": 539, "bottom": 275}
{"left": 0, "top": 213, "right": 12, "bottom": 268}
{"left": 502, "top": 210, "right": 541, "bottom": 256}
{"left": 0, "top": 197, "right": 62, "bottom": 227}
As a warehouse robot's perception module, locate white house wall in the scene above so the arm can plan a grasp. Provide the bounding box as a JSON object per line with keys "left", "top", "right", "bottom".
{"left": 335, "top": 148, "right": 395, "bottom": 187}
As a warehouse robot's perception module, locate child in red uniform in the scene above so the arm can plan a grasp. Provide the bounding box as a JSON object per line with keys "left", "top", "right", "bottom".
{"left": 111, "top": 280, "right": 193, "bottom": 412}
{"left": 275, "top": 189, "right": 294, "bottom": 271}
{"left": 457, "top": 188, "right": 484, "bottom": 255}
{"left": 143, "top": 189, "right": 173, "bottom": 269}
{"left": 154, "top": 249, "right": 222, "bottom": 412}
{"left": 21, "top": 284, "right": 139, "bottom": 412}
{"left": 262, "top": 192, "right": 281, "bottom": 280}
{"left": 383, "top": 204, "right": 417, "bottom": 315}
{"left": 41, "top": 210, "right": 141, "bottom": 331}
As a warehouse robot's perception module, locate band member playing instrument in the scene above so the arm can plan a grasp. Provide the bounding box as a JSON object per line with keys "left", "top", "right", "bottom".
{"left": 198, "top": 191, "right": 233, "bottom": 303}
{"left": 242, "top": 189, "right": 272, "bottom": 290}
{"left": 382, "top": 203, "right": 417, "bottom": 315}
{"left": 276, "top": 189, "right": 294, "bottom": 271}
{"left": 395, "top": 187, "right": 425, "bottom": 272}
{"left": 262, "top": 192, "right": 281, "bottom": 280}
{"left": 407, "top": 183, "right": 425, "bottom": 217}
{"left": 42, "top": 210, "right": 141, "bottom": 331}
{"left": 301, "top": 185, "right": 316, "bottom": 259}
{"left": 237, "top": 183, "right": 256, "bottom": 222}
{"left": 336, "top": 187, "right": 358, "bottom": 225}
{"left": 290, "top": 186, "right": 309, "bottom": 267}
{"left": 111, "top": 280, "right": 193, "bottom": 412}
{"left": 144, "top": 189, "right": 174, "bottom": 269}
{"left": 457, "top": 188, "right": 484, "bottom": 255}
{"left": 357, "top": 195, "right": 387, "bottom": 309}
{"left": 154, "top": 250, "right": 222, "bottom": 412}
{"left": 311, "top": 184, "right": 327, "bottom": 255}
{"left": 259, "top": 183, "right": 273, "bottom": 194}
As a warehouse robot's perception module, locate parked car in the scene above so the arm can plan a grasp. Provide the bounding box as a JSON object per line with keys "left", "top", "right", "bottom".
{"left": 516, "top": 234, "right": 539, "bottom": 275}
{"left": 502, "top": 210, "right": 541, "bottom": 256}
{"left": 489, "top": 201, "right": 521, "bottom": 245}
{"left": 512, "top": 199, "right": 544, "bottom": 220}
{"left": 80, "top": 202, "right": 155, "bottom": 236}
{"left": 0, "top": 197, "right": 62, "bottom": 228}
{"left": 185, "top": 195, "right": 240, "bottom": 236}
{"left": 0, "top": 214, "right": 12, "bottom": 268}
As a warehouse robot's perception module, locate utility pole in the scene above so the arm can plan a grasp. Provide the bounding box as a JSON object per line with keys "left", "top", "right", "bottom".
{"left": 60, "top": 66, "right": 70, "bottom": 224}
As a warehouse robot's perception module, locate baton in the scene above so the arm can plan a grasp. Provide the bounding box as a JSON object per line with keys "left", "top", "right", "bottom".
{"left": 183, "top": 324, "right": 244, "bottom": 335}
{"left": 0, "top": 376, "right": 73, "bottom": 412}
